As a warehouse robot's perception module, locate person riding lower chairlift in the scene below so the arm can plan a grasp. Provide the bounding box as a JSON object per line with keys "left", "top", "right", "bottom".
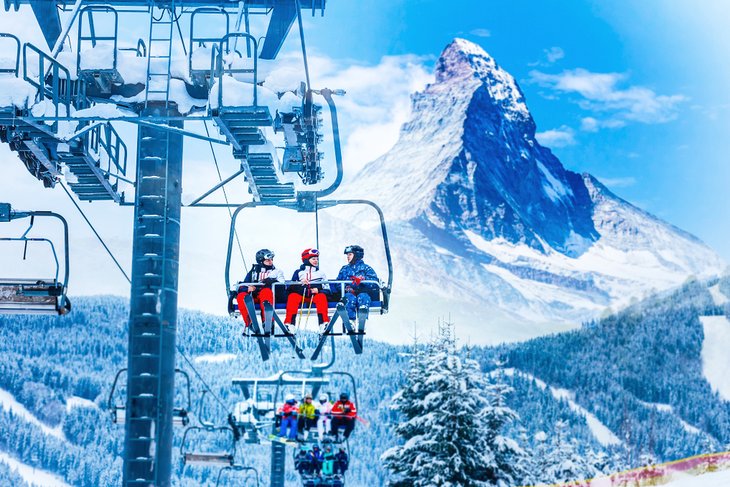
{"left": 335, "top": 245, "right": 379, "bottom": 322}
{"left": 284, "top": 248, "right": 331, "bottom": 334}
{"left": 334, "top": 448, "right": 349, "bottom": 475}
{"left": 236, "top": 249, "right": 285, "bottom": 329}
{"left": 298, "top": 393, "right": 318, "bottom": 439}
{"left": 330, "top": 392, "right": 357, "bottom": 440}
{"left": 278, "top": 393, "right": 299, "bottom": 441}
{"left": 317, "top": 393, "right": 332, "bottom": 439}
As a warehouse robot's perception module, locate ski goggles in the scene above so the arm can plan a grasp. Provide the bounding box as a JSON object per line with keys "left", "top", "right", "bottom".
{"left": 343, "top": 246, "right": 356, "bottom": 254}
{"left": 308, "top": 249, "right": 320, "bottom": 256}
{"left": 262, "top": 252, "right": 275, "bottom": 260}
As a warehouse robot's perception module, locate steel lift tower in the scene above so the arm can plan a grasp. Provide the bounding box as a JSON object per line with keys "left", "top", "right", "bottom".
{"left": 0, "top": 1, "right": 328, "bottom": 485}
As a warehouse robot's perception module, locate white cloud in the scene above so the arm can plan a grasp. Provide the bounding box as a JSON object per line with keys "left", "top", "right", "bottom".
{"left": 535, "top": 126, "right": 576, "bottom": 148}
{"left": 469, "top": 28, "right": 492, "bottom": 38}
{"left": 596, "top": 176, "right": 637, "bottom": 188}
{"left": 580, "top": 116, "right": 625, "bottom": 132}
{"left": 529, "top": 68, "right": 686, "bottom": 125}
{"left": 545, "top": 47, "right": 564, "bottom": 63}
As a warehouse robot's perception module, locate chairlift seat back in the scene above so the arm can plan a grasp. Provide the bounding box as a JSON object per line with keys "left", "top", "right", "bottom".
{"left": 183, "top": 452, "right": 234, "bottom": 466}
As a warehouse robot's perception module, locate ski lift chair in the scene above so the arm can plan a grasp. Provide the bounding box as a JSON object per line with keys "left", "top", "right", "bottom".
{"left": 76, "top": 6, "right": 122, "bottom": 93}
{"left": 180, "top": 425, "right": 236, "bottom": 467}
{"left": 0, "top": 33, "right": 20, "bottom": 78}
{"left": 188, "top": 7, "right": 230, "bottom": 88}
{"left": 225, "top": 199, "right": 393, "bottom": 362}
{"left": 231, "top": 385, "right": 279, "bottom": 445}
{"left": 216, "top": 464, "right": 260, "bottom": 487}
{"left": 0, "top": 204, "right": 71, "bottom": 315}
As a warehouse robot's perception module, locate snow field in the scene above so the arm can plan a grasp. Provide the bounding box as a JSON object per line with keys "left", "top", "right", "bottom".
{"left": 0, "top": 452, "right": 71, "bottom": 487}
{"left": 699, "top": 315, "right": 730, "bottom": 400}
{"left": 708, "top": 284, "right": 728, "bottom": 306}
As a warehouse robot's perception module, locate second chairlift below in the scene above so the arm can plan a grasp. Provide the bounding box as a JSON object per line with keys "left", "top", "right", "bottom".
{"left": 228, "top": 244, "right": 382, "bottom": 338}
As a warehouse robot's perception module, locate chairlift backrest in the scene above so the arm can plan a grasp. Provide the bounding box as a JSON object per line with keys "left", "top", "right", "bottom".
{"left": 77, "top": 6, "right": 119, "bottom": 73}
{"left": 188, "top": 7, "right": 230, "bottom": 85}
{"left": 0, "top": 33, "right": 21, "bottom": 77}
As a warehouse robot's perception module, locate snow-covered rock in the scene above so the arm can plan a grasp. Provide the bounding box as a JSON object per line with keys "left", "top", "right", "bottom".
{"left": 338, "top": 38, "right": 725, "bottom": 343}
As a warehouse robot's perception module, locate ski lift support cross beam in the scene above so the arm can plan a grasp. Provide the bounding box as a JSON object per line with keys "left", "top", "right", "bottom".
{"left": 10, "top": 0, "right": 325, "bottom": 62}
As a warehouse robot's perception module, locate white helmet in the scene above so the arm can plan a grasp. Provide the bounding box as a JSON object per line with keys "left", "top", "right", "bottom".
{"left": 319, "top": 393, "right": 329, "bottom": 402}
{"left": 285, "top": 393, "right": 296, "bottom": 402}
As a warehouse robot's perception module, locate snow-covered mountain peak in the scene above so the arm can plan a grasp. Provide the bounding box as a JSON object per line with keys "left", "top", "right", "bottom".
{"left": 434, "top": 38, "right": 529, "bottom": 120}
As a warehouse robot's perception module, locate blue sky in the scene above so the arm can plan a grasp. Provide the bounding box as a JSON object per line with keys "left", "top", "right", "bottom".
{"left": 302, "top": 0, "right": 730, "bottom": 261}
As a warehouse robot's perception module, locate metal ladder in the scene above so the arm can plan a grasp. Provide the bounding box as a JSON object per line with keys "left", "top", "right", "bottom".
{"left": 270, "top": 441, "right": 287, "bottom": 487}
{"left": 144, "top": 2, "right": 175, "bottom": 107}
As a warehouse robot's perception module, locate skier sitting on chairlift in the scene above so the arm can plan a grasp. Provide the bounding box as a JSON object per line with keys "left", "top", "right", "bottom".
{"left": 309, "top": 445, "right": 323, "bottom": 471}
{"left": 321, "top": 445, "right": 335, "bottom": 476}
{"left": 316, "top": 393, "right": 332, "bottom": 439}
{"left": 236, "top": 249, "right": 285, "bottom": 328}
{"left": 295, "top": 447, "right": 313, "bottom": 475}
{"left": 284, "top": 248, "right": 331, "bottom": 334}
{"left": 278, "top": 393, "right": 299, "bottom": 441}
{"left": 335, "top": 245, "right": 379, "bottom": 322}
{"left": 330, "top": 392, "right": 357, "bottom": 440}
{"left": 334, "top": 448, "right": 349, "bottom": 475}
{"left": 297, "top": 393, "right": 318, "bottom": 439}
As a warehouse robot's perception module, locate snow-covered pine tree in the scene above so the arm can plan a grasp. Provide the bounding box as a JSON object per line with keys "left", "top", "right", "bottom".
{"left": 382, "top": 323, "right": 521, "bottom": 486}
{"left": 482, "top": 375, "right": 527, "bottom": 484}
{"left": 543, "top": 420, "right": 599, "bottom": 484}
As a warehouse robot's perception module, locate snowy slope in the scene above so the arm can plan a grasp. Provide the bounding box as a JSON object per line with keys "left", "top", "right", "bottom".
{"left": 0, "top": 453, "right": 71, "bottom": 487}
{"left": 0, "top": 388, "right": 65, "bottom": 440}
{"left": 336, "top": 38, "right": 725, "bottom": 343}
{"left": 499, "top": 368, "right": 620, "bottom": 447}
{"left": 700, "top": 315, "right": 730, "bottom": 400}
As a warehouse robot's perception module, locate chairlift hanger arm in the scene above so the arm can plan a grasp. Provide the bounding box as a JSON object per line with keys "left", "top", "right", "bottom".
{"left": 314, "top": 88, "right": 345, "bottom": 198}
{"left": 311, "top": 199, "right": 394, "bottom": 291}
{"left": 1, "top": 205, "right": 71, "bottom": 291}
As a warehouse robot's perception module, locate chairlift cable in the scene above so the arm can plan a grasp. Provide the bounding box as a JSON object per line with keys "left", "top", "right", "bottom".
{"left": 314, "top": 197, "right": 319, "bottom": 250}
{"left": 294, "top": 0, "right": 311, "bottom": 90}
{"left": 59, "top": 181, "right": 131, "bottom": 284}
{"left": 202, "top": 120, "right": 247, "bottom": 270}
{"left": 173, "top": 9, "right": 187, "bottom": 56}
{"left": 176, "top": 344, "right": 229, "bottom": 413}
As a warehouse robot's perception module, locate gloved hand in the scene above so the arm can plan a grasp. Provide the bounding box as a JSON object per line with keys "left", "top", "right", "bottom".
{"left": 263, "top": 277, "right": 278, "bottom": 285}
{"left": 345, "top": 286, "right": 354, "bottom": 294}
{"left": 350, "top": 275, "right": 363, "bottom": 286}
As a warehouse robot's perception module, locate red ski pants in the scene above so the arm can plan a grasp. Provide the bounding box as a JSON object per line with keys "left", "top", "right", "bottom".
{"left": 237, "top": 288, "right": 274, "bottom": 327}
{"left": 285, "top": 292, "right": 330, "bottom": 325}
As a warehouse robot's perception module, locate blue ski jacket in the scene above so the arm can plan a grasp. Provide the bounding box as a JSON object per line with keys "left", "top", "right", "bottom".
{"left": 335, "top": 259, "right": 378, "bottom": 295}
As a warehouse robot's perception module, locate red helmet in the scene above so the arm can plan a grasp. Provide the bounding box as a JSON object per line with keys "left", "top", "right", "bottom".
{"left": 301, "top": 248, "right": 320, "bottom": 262}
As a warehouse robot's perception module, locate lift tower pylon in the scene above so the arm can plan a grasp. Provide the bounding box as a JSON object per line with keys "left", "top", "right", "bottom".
{"left": 125, "top": 103, "right": 184, "bottom": 486}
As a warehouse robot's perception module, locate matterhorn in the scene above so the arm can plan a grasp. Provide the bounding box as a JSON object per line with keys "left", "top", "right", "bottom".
{"left": 337, "top": 38, "right": 724, "bottom": 344}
